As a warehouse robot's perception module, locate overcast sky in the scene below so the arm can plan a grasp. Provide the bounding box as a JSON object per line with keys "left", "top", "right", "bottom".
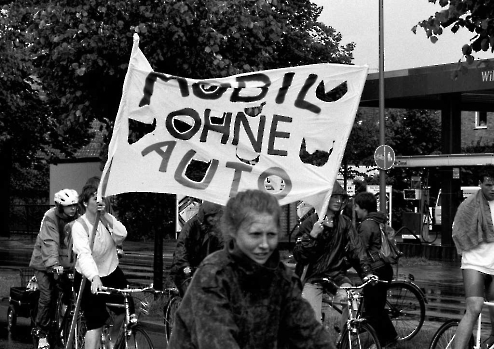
{"left": 314, "top": 0, "right": 493, "bottom": 72}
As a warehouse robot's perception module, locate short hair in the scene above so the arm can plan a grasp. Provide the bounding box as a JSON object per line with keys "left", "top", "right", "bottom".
{"left": 80, "top": 184, "right": 97, "bottom": 205}
{"left": 478, "top": 165, "right": 494, "bottom": 184}
{"left": 221, "top": 190, "right": 281, "bottom": 241}
{"left": 354, "top": 192, "right": 377, "bottom": 213}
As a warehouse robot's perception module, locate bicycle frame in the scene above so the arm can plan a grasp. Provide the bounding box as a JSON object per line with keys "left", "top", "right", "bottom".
{"left": 100, "top": 285, "right": 159, "bottom": 346}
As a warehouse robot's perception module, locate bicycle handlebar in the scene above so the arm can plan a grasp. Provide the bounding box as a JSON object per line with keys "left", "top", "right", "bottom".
{"left": 312, "top": 277, "right": 388, "bottom": 292}
{"left": 98, "top": 284, "right": 161, "bottom": 295}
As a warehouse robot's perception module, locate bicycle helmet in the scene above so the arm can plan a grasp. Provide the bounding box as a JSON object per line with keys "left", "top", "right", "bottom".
{"left": 54, "top": 189, "right": 79, "bottom": 206}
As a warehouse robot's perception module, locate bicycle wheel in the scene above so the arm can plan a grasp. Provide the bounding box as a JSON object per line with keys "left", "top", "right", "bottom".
{"left": 164, "top": 295, "right": 182, "bottom": 343}
{"left": 115, "top": 324, "right": 154, "bottom": 349}
{"left": 61, "top": 310, "right": 87, "bottom": 349}
{"left": 339, "top": 322, "right": 381, "bottom": 349}
{"left": 428, "top": 319, "right": 474, "bottom": 349}
{"left": 386, "top": 281, "right": 425, "bottom": 341}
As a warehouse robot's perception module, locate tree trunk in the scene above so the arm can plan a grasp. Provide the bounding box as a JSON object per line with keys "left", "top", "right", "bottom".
{"left": 0, "top": 141, "right": 12, "bottom": 237}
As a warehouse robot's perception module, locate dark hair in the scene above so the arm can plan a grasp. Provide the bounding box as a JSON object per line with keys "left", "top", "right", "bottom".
{"left": 221, "top": 190, "right": 281, "bottom": 241}
{"left": 354, "top": 192, "right": 377, "bottom": 213}
{"left": 80, "top": 184, "right": 97, "bottom": 205}
{"left": 478, "top": 165, "right": 494, "bottom": 184}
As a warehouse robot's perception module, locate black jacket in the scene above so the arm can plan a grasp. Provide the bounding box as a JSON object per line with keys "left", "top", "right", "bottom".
{"left": 293, "top": 212, "right": 371, "bottom": 281}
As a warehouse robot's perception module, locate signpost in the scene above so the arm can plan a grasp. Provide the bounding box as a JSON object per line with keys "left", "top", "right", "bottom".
{"left": 374, "top": 145, "right": 396, "bottom": 170}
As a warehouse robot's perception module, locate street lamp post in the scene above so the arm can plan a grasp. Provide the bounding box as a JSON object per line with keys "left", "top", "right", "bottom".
{"left": 379, "top": 0, "right": 387, "bottom": 213}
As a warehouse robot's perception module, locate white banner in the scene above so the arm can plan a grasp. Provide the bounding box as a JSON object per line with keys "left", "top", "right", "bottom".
{"left": 100, "top": 35, "right": 368, "bottom": 212}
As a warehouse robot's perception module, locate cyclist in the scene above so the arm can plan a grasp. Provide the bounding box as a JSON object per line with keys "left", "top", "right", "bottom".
{"left": 29, "top": 189, "right": 79, "bottom": 349}
{"left": 170, "top": 201, "right": 223, "bottom": 296}
{"left": 72, "top": 184, "right": 132, "bottom": 349}
{"left": 169, "top": 190, "right": 334, "bottom": 348}
{"left": 354, "top": 191, "right": 398, "bottom": 349}
{"left": 451, "top": 165, "right": 494, "bottom": 349}
{"left": 293, "top": 181, "right": 371, "bottom": 330}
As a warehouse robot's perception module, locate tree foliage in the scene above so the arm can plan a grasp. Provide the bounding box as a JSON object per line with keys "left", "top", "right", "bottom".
{"left": 343, "top": 108, "right": 442, "bottom": 185}
{"left": 413, "top": 0, "right": 494, "bottom": 68}
{"left": 1, "top": 0, "right": 355, "bottom": 237}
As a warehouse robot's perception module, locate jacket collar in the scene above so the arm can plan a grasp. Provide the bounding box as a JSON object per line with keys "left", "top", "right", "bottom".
{"left": 227, "top": 239, "right": 280, "bottom": 275}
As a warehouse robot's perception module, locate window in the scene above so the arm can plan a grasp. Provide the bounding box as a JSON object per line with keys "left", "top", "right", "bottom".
{"left": 475, "top": 111, "right": 487, "bottom": 129}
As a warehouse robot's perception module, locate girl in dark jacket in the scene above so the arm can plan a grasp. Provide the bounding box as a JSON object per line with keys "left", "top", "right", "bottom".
{"left": 293, "top": 181, "right": 371, "bottom": 329}
{"left": 169, "top": 190, "right": 335, "bottom": 349}
{"left": 354, "top": 191, "right": 398, "bottom": 349}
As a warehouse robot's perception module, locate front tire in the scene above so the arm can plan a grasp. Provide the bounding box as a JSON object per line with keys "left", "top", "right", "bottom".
{"left": 338, "top": 322, "right": 381, "bottom": 349}
{"left": 115, "top": 324, "right": 154, "bottom": 349}
{"left": 386, "top": 281, "right": 425, "bottom": 340}
{"left": 164, "top": 295, "right": 182, "bottom": 343}
{"left": 428, "top": 319, "right": 473, "bottom": 349}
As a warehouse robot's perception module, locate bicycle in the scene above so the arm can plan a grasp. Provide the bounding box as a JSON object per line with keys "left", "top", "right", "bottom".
{"left": 314, "top": 276, "right": 384, "bottom": 349}
{"left": 26, "top": 267, "right": 81, "bottom": 349}
{"left": 97, "top": 284, "right": 159, "bottom": 349}
{"left": 319, "top": 272, "right": 426, "bottom": 343}
{"left": 428, "top": 300, "right": 494, "bottom": 349}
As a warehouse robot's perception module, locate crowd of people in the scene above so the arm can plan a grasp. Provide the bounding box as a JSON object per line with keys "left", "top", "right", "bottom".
{"left": 29, "top": 177, "right": 403, "bottom": 349}
{"left": 36, "top": 168, "right": 494, "bottom": 349}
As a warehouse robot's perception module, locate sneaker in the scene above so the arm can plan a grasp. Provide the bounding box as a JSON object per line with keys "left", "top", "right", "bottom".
{"left": 38, "top": 337, "right": 50, "bottom": 349}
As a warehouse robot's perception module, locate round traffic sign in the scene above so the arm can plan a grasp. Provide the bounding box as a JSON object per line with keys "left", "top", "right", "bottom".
{"left": 374, "top": 145, "right": 396, "bottom": 170}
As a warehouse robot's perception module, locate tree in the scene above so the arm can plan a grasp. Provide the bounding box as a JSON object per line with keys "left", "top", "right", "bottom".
{"left": 2, "top": 0, "right": 355, "bottom": 236}
{"left": 413, "top": 0, "right": 494, "bottom": 71}
{"left": 342, "top": 108, "right": 442, "bottom": 226}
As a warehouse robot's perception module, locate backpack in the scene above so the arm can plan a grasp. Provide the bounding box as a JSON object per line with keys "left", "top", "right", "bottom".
{"left": 366, "top": 219, "right": 403, "bottom": 264}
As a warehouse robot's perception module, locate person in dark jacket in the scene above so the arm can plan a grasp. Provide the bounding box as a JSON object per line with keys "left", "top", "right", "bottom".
{"left": 170, "top": 201, "right": 224, "bottom": 296}
{"left": 354, "top": 191, "right": 398, "bottom": 349}
{"left": 168, "top": 189, "right": 335, "bottom": 349}
{"left": 293, "top": 181, "right": 371, "bottom": 329}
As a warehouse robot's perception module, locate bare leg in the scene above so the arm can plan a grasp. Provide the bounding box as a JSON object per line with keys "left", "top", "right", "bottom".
{"left": 109, "top": 313, "right": 125, "bottom": 349}
{"left": 454, "top": 269, "right": 486, "bottom": 349}
{"left": 85, "top": 327, "right": 102, "bottom": 349}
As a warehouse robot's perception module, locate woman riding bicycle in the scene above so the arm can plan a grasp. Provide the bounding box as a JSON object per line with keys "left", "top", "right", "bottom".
{"left": 72, "top": 184, "right": 133, "bottom": 349}
{"left": 29, "top": 189, "right": 79, "bottom": 349}
{"left": 169, "top": 190, "right": 335, "bottom": 348}
{"left": 293, "top": 181, "right": 372, "bottom": 331}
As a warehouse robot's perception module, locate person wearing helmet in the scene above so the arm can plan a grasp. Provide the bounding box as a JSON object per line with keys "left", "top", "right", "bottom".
{"left": 171, "top": 201, "right": 224, "bottom": 296}
{"left": 293, "top": 181, "right": 371, "bottom": 335}
{"left": 29, "top": 189, "right": 80, "bottom": 349}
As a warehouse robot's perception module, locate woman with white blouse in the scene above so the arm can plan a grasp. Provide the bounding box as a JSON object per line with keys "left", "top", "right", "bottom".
{"left": 72, "top": 184, "right": 130, "bottom": 349}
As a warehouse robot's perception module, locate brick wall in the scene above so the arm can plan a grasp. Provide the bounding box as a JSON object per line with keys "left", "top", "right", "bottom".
{"left": 461, "top": 111, "right": 494, "bottom": 148}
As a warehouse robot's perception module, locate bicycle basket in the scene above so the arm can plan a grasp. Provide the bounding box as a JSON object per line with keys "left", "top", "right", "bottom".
{"left": 20, "top": 268, "right": 36, "bottom": 287}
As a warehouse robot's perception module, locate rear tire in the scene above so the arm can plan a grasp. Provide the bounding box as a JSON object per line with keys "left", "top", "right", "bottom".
{"left": 164, "top": 295, "right": 182, "bottom": 343}
{"left": 386, "top": 281, "right": 425, "bottom": 340}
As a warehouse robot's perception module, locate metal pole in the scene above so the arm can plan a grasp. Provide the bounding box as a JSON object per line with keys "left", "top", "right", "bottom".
{"left": 379, "top": 0, "right": 386, "bottom": 213}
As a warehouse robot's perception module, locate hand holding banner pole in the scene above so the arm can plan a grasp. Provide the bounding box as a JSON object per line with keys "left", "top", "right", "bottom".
{"left": 299, "top": 189, "right": 333, "bottom": 283}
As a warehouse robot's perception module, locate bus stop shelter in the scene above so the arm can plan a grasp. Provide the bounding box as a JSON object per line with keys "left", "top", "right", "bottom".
{"left": 359, "top": 58, "right": 494, "bottom": 246}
